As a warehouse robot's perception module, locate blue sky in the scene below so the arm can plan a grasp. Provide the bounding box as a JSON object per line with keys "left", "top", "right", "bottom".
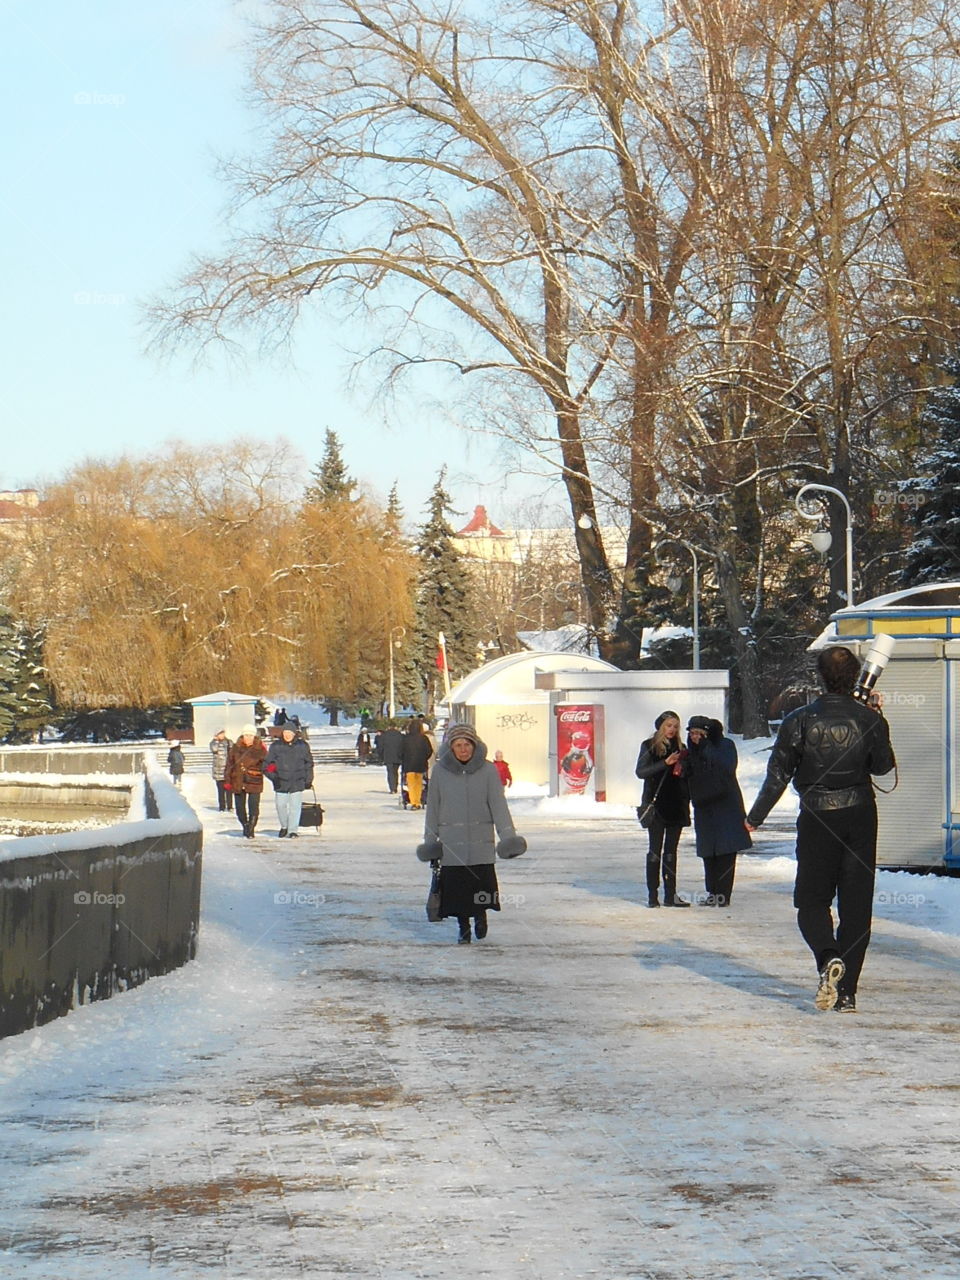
{"left": 0, "top": 0, "right": 556, "bottom": 524}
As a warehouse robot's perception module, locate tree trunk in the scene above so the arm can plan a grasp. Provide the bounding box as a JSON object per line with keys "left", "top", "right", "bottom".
{"left": 714, "top": 541, "right": 769, "bottom": 738}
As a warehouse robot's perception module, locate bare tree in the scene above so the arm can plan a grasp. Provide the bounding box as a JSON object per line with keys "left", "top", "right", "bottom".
{"left": 149, "top": 0, "right": 960, "bottom": 733}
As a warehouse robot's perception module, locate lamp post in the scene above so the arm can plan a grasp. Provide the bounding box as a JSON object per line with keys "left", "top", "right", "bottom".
{"left": 654, "top": 539, "right": 701, "bottom": 670}
{"left": 387, "top": 626, "right": 405, "bottom": 718}
{"left": 795, "top": 483, "right": 854, "bottom": 607}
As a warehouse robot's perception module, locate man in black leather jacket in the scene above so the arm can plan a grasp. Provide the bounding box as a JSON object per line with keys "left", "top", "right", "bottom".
{"left": 745, "top": 646, "right": 895, "bottom": 1012}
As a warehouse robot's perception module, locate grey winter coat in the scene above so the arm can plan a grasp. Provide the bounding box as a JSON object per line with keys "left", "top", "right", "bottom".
{"left": 424, "top": 739, "right": 517, "bottom": 867}
{"left": 209, "top": 735, "right": 232, "bottom": 780}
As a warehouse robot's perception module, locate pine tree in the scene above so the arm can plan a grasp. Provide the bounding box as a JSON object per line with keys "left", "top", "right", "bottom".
{"left": 0, "top": 612, "right": 22, "bottom": 739}
{"left": 385, "top": 482, "right": 403, "bottom": 534}
{"left": 11, "top": 621, "right": 54, "bottom": 740}
{"left": 412, "top": 470, "right": 482, "bottom": 707}
{"left": 0, "top": 618, "right": 55, "bottom": 742}
{"left": 304, "top": 429, "right": 355, "bottom": 505}
{"left": 900, "top": 376, "right": 960, "bottom": 585}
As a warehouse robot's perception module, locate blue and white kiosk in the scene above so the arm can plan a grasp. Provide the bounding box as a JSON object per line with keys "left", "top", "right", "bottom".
{"left": 815, "top": 582, "right": 960, "bottom": 870}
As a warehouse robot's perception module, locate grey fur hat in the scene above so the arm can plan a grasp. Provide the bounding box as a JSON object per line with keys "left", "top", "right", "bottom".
{"left": 444, "top": 723, "right": 480, "bottom": 746}
{"left": 416, "top": 840, "right": 443, "bottom": 862}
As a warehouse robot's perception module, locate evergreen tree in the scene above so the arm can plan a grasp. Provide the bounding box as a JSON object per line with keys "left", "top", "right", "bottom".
{"left": 304, "top": 429, "right": 355, "bottom": 504}
{"left": 0, "top": 612, "right": 22, "bottom": 739}
{"left": 0, "top": 616, "right": 54, "bottom": 742}
{"left": 412, "top": 469, "right": 482, "bottom": 707}
{"left": 901, "top": 376, "right": 960, "bottom": 585}
{"left": 385, "top": 481, "right": 403, "bottom": 533}
{"left": 11, "top": 621, "right": 54, "bottom": 740}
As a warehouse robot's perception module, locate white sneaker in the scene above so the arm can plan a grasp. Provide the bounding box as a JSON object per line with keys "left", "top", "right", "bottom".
{"left": 815, "top": 957, "right": 846, "bottom": 1010}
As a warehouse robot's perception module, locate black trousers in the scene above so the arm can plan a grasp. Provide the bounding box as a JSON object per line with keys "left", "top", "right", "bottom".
{"left": 794, "top": 802, "right": 877, "bottom": 997}
{"left": 702, "top": 853, "right": 737, "bottom": 905}
{"left": 385, "top": 761, "right": 400, "bottom": 793}
{"left": 645, "top": 817, "right": 683, "bottom": 901}
{"left": 216, "top": 780, "right": 233, "bottom": 811}
{"left": 234, "top": 791, "right": 261, "bottom": 832}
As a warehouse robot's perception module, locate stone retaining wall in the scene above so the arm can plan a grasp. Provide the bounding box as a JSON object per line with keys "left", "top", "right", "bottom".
{"left": 0, "top": 752, "right": 202, "bottom": 1039}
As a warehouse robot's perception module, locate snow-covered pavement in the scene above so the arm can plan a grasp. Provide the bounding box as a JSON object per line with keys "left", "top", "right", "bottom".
{"left": 2, "top": 759, "right": 960, "bottom": 1279}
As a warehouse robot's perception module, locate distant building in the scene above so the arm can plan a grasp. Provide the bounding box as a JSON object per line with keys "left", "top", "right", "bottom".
{"left": 451, "top": 504, "right": 627, "bottom": 568}
{"left": 0, "top": 489, "right": 40, "bottom": 520}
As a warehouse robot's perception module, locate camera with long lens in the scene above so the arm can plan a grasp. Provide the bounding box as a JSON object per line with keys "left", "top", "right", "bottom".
{"left": 852, "top": 633, "right": 895, "bottom": 705}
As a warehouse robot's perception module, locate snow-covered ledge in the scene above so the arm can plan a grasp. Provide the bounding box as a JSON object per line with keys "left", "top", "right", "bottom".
{"left": 0, "top": 752, "right": 202, "bottom": 1039}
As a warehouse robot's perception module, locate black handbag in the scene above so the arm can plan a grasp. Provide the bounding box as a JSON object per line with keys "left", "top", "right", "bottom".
{"left": 425, "top": 865, "right": 442, "bottom": 922}
{"left": 300, "top": 789, "right": 324, "bottom": 828}
{"left": 636, "top": 770, "right": 667, "bottom": 829}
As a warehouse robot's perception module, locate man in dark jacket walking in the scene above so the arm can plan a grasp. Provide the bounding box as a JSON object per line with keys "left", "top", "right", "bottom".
{"left": 264, "top": 725, "right": 315, "bottom": 837}
{"left": 379, "top": 722, "right": 404, "bottom": 794}
{"left": 745, "top": 645, "right": 896, "bottom": 1012}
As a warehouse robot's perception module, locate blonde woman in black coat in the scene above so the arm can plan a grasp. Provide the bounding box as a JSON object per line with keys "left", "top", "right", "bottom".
{"left": 635, "top": 710, "right": 691, "bottom": 908}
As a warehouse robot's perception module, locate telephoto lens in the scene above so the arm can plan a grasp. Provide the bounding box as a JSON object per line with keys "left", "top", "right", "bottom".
{"left": 852, "top": 633, "right": 896, "bottom": 703}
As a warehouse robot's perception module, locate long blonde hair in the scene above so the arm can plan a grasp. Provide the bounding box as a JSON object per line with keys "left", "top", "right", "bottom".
{"left": 651, "top": 713, "right": 681, "bottom": 758}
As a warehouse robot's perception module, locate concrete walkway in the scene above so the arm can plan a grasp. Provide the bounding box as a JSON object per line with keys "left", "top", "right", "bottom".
{"left": 2, "top": 763, "right": 960, "bottom": 1279}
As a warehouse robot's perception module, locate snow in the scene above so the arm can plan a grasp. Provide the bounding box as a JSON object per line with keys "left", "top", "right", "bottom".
{"left": 1, "top": 754, "right": 960, "bottom": 1277}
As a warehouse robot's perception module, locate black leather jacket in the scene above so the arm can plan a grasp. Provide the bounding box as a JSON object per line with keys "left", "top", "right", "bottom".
{"left": 747, "top": 693, "right": 895, "bottom": 824}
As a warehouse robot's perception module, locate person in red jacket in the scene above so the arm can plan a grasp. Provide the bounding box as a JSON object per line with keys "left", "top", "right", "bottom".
{"left": 493, "top": 749, "right": 512, "bottom": 788}
{"left": 226, "top": 725, "right": 267, "bottom": 838}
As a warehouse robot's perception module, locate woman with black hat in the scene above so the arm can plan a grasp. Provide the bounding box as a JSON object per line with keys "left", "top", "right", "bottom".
{"left": 635, "top": 711, "right": 691, "bottom": 907}
{"left": 684, "top": 716, "right": 752, "bottom": 905}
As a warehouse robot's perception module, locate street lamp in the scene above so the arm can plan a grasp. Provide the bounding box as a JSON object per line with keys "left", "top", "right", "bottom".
{"left": 654, "top": 539, "right": 701, "bottom": 671}
{"left": 794, "top": 483, "right": 854, "bottom": 607}
{"left": 387, "top": 626, "right": 405, "bottom": 718}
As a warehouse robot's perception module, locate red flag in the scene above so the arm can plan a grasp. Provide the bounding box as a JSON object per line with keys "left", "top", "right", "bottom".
{"left": 435, "top": 648, "right": 446, "bottom": 670}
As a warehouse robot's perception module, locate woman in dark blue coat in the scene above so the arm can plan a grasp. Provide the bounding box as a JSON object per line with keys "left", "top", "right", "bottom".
{"left": 683, "top": 716, "right": 751, "bottom": 906}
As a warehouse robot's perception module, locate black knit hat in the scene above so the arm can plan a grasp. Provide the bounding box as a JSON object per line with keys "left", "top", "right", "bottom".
{"left": 654, "top": 710, "right": 681, "bottom": 730}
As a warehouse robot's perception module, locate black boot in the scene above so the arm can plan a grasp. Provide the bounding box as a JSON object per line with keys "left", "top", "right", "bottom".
{"left": 474, "top": 912, "right": 488, "bottom": 940}
{"left": 457, "top": 917, "right": 471, "bottom": 944}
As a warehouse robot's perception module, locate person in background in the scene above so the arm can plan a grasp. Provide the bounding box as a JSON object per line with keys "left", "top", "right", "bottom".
{"left": 356, "top": 727, "right": 372, "bottom": 766}
{"left": 264, "top": 723, "right": 315, "bottom": 838}
{"left": 379, "top": 720, "right": 405, "bottom": 794}
{"left": 226, "top": 725, "right": 267, "bottom": 839}
{"left": 401, "top": 717, "right": 433, "bottom": 809}
{"left": 167, "top": 741, "right": 185, "bottom": 789}
{"left": 209, "top": 729, "right": 233, "bottom": 811}
{"left": 493, "top": 749, "right": 512, "bottom": 788}
{"left": 634, "top": 710, "right": 691, "bottom": 908}
{"left": 416, "top": 723, "right": 526, "bottom": 944}
{"left": 745, "top": 645, "right": 896, "bottom": 1012}
{"left": 684, "top": 716, "right": 751, "bottom": 907}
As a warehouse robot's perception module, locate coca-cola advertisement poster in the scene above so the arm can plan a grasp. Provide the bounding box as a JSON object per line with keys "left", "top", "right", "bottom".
{"left": 556, "top": 704, "right": 606, "bottom": 801}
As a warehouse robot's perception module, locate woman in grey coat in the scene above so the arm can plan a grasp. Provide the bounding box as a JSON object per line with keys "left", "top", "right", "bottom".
{"left": 417, "top": 724, "right": 526, "bottom": 944}
{"left": 209, "top": 730, "right": 233, "bottom": 812}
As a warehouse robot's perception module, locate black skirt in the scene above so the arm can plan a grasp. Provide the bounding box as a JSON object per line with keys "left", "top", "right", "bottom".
{"left": 439, "top": 864, "right": 501, "bottom": 918}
